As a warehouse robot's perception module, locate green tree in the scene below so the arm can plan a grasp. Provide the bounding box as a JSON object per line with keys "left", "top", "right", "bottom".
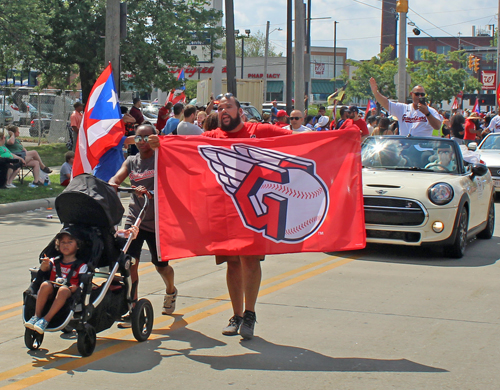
{"left": 0, "top": 0, "right": 50, "bottom": 77}
{"left": 221, "top": 31, "right": 283, "bottom": 59}
{"left": 26, "top": 0, "right": 222, "bottom": 103}
{"left": 408, "top": 49, "right": 482, "bottom": 104}
{"left": 342, "top": 46, "right": 397, "bottom": 102}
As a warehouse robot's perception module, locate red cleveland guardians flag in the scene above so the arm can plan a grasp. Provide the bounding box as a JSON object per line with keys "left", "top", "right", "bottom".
{"left": 154, "top": 130, "right": 365, "bottom": 261}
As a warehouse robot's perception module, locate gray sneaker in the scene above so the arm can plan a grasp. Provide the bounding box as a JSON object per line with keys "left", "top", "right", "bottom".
{"left": 117, "top": 312, "right": 131, "bottom": 328}
{"left": 33, "top": 318, "right": 49, "bottom": 334}
{"left": 25, "top": 315, "right": 40, "bottom": 330}
{"left": 240, "top": 310, "right": 256, "bottom": 340}
{"left": 222, "top": 315, "right": 243, "bottom": 336}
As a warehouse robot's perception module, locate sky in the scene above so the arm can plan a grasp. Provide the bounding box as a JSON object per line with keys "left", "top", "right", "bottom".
{"left": 230, "top": 0, "right": 498, "bottom": 61}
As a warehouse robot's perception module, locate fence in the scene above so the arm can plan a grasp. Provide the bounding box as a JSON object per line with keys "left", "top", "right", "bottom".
{"left": 0, "top": 86, "right": 81, "bottom": 145}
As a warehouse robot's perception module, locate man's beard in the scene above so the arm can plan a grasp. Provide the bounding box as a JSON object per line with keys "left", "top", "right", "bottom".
{"left": 220, "top": 114, "right": 242, "bottom": 131}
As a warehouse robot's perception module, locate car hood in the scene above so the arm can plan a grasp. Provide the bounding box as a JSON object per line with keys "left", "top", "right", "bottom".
{"left": 363, "top": 169, "right": 456, "bottom": 197}
{"left": 478, "top": 150, "right": 500, "bottom": 166}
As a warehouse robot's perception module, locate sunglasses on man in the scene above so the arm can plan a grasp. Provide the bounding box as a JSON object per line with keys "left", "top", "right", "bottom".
{"left": 290, "top": 117, "right": 303, "bottom": 121}
{"left": 413, "top": 92, "right": 426, "bottom": 97}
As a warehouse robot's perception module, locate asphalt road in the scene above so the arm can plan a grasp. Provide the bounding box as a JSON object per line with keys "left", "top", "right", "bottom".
{"left": 0, "top": 201, "right": 499, "bottom": 389}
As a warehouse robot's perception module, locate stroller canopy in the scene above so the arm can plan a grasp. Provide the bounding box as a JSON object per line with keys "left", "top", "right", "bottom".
{"left": 56, "top": 174, "right": 125, "bottom": 227}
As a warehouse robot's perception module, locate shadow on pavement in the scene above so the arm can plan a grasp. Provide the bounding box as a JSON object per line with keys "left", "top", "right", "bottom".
{"left": 329, "top": 236, "right": 500, "bottom": 268}
{"left": 183, "top": 336, "right": 447, "bottom": 373}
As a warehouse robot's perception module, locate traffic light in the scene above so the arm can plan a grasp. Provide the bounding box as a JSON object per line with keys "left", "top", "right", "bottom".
{"left": 468, "top": 55, "right": 474, "bottom": 70}
{"left": 473, "top": 57, "right": 480, "bottom": 73}
{"left": 396, "top": 0, "right": 408, "bottom": 13}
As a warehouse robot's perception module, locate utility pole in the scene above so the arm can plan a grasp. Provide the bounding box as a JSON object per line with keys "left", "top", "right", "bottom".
{"left": 294, "top": 0, "right": 305, "bottom": 113}
{"left": 225, "top": 0, "right": 237, "bottom": 95}
{"left": 396, "top": 0, "right": 408, "bottom": 103}
{"left": 333, "top": 21, "right": 338, "bottom": 85}
{"left": 286, "top": 0, "right": 293, "bottom": 113}
{"left": 264, "top": 21, "right": 270, "bottom": 103}
{"left": 105, "top": 0, "right": 121, "bottom": 94}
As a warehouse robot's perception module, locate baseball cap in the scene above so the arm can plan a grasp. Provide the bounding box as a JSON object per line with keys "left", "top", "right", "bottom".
{"left": 315, "top": 116, "right": 329, "bottom": 128}
{"left": 277, "top": 110, "right": 288, "bottom": 118}
{"left": 348, "top": 105, "right": 359, "bottom": 113}
{"left": 55, "top": 226, "right": 85, "bottom": 241}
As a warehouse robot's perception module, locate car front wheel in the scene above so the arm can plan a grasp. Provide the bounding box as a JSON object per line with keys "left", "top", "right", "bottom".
{"left": 444, "top": 207, "right": 468, "bottom": 259}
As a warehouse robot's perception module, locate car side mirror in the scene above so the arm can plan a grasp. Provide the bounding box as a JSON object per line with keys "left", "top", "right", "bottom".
{"left": 470, "top": 163, "right": 488, "bottom": 179}
{"left": 468, "top": 142, "right": 478, "bottom": 151}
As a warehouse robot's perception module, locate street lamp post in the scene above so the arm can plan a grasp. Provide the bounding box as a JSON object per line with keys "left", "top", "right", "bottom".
{"left": 236, "top": 29, "right": 251, "bottom": 80}
{"left": 333, "top": 21, "right": 338, "bottom": 85}
{"left": 264, "top": 23, "right": 283, "bottom": 103}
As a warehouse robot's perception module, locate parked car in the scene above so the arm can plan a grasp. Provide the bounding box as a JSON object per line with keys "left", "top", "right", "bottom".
{"left": 362, "top": 136, "right": 494, "bottom": 258}
{"left": 0, "top": 109, "right": 14, "bottom": 127}
{"left": 240, "top": 103, "right": 262, "bottom": 122}
{"left": 478, "top": 132, "right": 500, "bottom": 194}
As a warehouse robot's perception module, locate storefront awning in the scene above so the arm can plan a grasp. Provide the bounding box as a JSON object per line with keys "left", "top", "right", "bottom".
{"left": 266, "top": 80, "right": 283, "bottom": 93}
{"left": 311, "top": 79, "right": 335, "bottom": 95}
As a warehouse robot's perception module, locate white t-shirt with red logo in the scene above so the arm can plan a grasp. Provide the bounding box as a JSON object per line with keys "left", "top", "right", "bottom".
{"left": 487, "top": 115, "right": 500, "bottom": 133}
{"left": 389, "top": 101, "right": 440, "bottom": 137}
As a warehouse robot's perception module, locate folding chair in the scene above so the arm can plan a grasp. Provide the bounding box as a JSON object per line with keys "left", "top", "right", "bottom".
{"left": 18, "top": 164, "right": 34, "bottom": 184}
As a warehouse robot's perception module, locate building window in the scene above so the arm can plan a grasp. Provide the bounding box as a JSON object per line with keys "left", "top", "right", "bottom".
{"left": 414, "top": 46, "right": 428, "bottom": 60}
{"left": 436, "top": 45, "right": 451, "bottom": 55}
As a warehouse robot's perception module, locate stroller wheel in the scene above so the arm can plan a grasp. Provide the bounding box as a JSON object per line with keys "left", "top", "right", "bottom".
{"left": 25, "top": 328, "right": 44, "bottom": 350}
{"left": 77, "top": 324, "right": 96, "bottom": 357}
{"left": 131, "top": 299, "right": 154, "bottom": 342}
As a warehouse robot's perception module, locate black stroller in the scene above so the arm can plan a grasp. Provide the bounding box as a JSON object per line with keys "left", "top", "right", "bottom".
{"left": 22, "top": 174, "right": 154, "bottom": 357}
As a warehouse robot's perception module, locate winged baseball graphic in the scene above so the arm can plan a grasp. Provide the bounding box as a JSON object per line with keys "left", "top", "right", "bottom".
{"left": 199, "top": 144, "right": 329, "bottom": 243}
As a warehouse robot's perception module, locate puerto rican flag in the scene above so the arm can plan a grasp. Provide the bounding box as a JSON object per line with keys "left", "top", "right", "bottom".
{"left": 472, "top": 98, "right": 480, "bottom": 114}
{"left": 364, "top": 99, "right": 377, "bottom": 119}
{"left": 72, "top": 63, "right": 125, "bottom": 178}
{"left": 451, "top": 97, "right": 459, "bottom": 110}
{"left": 166, "top": 69, "right": 187, "bottom": 105}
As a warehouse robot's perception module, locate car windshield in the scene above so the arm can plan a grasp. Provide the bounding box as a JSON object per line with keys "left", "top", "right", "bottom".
{"left": 243, "top": 106, "right": 262, "bottom": 121}
{"left": 480, "top": 134, "right": 500, "bottom": 150}
{"left": 362, "top": 137, "right": 459, "bottom": 174}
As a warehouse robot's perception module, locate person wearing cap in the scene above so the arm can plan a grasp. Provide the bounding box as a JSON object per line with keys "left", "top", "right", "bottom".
{"left": 275, "top": 110, "right": 290, "bottom": 128}
{"left": 24, "top": 227, "right": 88, "bottom": 334}
{"left": 270, "top": 101, "right": 279, "bottom": 123}
{"left": 464, "top": 112, "right": 482, "bottom": 144}
{"left": 339, "top": 106, "right": 370, "bottom": 137}
{"left": 314, "top": 116, "right": 330, "bottom": 131}
{"left": 369, "top": 77, "right": 442, "bottom": 137}
{"left": 284, "top": 110, "right": 310, "bottom": 132}
{"left": 156, "top": 102, "right": 173, "bottom": 133}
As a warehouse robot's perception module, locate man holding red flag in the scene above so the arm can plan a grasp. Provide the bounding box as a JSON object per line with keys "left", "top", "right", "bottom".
{"left": 148, "top": 94, "right": 365, "bottom": 340}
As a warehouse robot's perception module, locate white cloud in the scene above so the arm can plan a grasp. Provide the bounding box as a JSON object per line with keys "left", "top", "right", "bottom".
{"left": 228, "top": 0, "right": 498, "bottom": 61}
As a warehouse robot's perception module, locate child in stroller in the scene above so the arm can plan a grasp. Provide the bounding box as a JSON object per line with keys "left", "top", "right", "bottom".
{"left": 25, "top": 225, "right": 138, "bottom": 334}
{"left": 23, "top": 174, "right": 152, "bottom": 357}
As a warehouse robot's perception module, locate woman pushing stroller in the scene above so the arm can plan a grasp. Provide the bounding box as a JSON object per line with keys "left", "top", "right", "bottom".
{"left": 25, "top": 225, "right": 138, "bottom": 334}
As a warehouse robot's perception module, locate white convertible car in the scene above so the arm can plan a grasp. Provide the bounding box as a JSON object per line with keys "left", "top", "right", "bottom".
{"left": 362, "top": 136, "right": 494, "bottom": 258}
{"left": 478, "top": 132, "right": 500, "bottom": 194}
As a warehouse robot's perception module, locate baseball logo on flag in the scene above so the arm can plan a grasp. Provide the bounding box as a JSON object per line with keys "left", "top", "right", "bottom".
{"left": 199, "top": 144, "right": 329, "bottom": 243}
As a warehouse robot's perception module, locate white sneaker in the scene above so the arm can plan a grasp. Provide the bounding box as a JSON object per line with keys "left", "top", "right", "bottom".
{"left": 162, "top": 288, "right": 178, "bottom": 315}
{"left": 5, "top": 183, "right": 16, "bottom": 188}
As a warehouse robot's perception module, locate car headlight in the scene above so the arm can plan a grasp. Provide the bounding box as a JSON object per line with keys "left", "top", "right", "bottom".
{"left": 428, "top": 183, "right": 454, "bottom": 205}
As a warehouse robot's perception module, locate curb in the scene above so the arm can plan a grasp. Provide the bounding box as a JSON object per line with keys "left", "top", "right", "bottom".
{"left": 0, "top": 192, "right": 131, "bottom": 217}
{"left": 0, "top": 197, "right": 56, "bottom": 216}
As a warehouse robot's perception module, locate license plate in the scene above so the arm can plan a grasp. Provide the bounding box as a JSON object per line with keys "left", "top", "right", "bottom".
{"left": 494, "top": 180, "right": 500, "bottom": 187}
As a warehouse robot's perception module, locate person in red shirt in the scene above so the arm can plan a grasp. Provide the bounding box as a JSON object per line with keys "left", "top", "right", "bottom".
{"left": 339, "top": 105, "right": 369, "bottom": 138}
{"left": 464, "top": 112, "right": 482, "bottom": 144}
{"left": 130, "top": 97, "right": 145, "bottom": 126}
{"left": 156, "top": 102, "right": 172, "bottom": 133}
{"left": 274, "top": 110, "right": 290, "bottom": 128}
{"left": 148, "top": 94, "right": 291, "bottom": 339}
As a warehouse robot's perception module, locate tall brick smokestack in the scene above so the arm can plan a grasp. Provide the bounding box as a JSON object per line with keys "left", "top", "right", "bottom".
{"left": 381, "top": 0, "right": 397, "bottom": 60}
